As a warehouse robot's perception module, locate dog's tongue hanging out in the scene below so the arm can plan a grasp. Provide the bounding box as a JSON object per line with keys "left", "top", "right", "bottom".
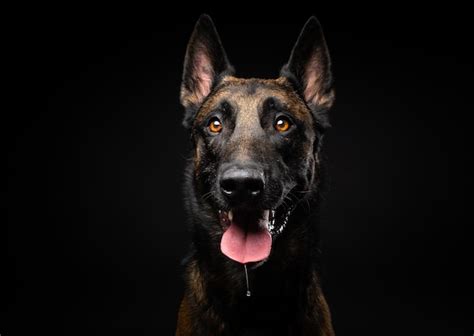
{"left": 220, "top": 210, "right": 272, "bottom": 264}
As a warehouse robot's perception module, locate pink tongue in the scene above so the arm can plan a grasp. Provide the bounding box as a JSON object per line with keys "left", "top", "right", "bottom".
{"left": 220, "top": 218, "right": 272, "bottom": 264}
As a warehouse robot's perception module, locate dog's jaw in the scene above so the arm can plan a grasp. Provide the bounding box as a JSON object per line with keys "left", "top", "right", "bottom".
{"left": 217, "top": 206, "right": 295, "bottom": 267}
{"left": 218, "top": 208, "right": 293, "bottom": 236}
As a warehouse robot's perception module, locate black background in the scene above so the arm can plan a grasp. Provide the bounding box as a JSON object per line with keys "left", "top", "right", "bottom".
{"left": 4, "top": 5, "right": 473, "bottom": 336}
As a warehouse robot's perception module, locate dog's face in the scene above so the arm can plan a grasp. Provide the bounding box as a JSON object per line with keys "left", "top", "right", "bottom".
{"left": 180, "top": 15, "right": 334, "bottom": 265}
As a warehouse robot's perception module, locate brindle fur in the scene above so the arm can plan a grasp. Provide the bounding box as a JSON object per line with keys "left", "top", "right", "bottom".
{"left": 176, "top": 15, "right": 336, "bottom": 335}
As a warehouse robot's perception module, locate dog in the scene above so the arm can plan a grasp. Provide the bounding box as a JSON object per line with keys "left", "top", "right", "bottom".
{"left": 176, "top": 15, "right": 336, "bottom": 336}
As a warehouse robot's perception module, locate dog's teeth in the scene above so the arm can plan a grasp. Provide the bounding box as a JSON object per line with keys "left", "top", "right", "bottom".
{"left": 268, "top": 207, "right": 294, "bottom": 236}
{"left": 228, "top": 210, "right": 233, "bottom": 221}
{"left": 261, "top": 210, "right": 270, "bottom": 230}
{"left": 277, "top": 224, "right": 284, "bottom": 234}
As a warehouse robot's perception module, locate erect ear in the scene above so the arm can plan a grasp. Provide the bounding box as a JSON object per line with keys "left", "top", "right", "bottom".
{"left": 180, "top": 14, "right": 234, "bottom": 128}
{"left": 280, "top": 17, "right": 334, "bottom": 130}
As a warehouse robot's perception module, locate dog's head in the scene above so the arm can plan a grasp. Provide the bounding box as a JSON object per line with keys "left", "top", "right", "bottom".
{"left": 180, "top": 15, "right": 334, "bottom": 265}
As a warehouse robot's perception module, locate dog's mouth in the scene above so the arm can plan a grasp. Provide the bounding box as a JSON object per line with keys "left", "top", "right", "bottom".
{"left": 219, "top": 207, "right": 293, "bottom": 264}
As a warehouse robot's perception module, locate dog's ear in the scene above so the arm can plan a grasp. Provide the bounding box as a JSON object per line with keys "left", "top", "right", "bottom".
{"left": 180, "top": 14, "right": 234, "bottom": 128}
{"left": 280, "top": 17, "right": 334, "bottom": 129}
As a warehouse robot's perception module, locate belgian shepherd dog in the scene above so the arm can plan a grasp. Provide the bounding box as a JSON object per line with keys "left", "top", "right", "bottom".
{"left": 176, "top": 15, "right": 335, "bottom": 336}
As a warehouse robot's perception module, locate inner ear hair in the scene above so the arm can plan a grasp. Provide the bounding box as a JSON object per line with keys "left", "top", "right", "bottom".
{"left": 180, "top": 14, "right": 234, "bottom": 128}
{"left": 280, "top": 16, "right": 335, "bottom": 123}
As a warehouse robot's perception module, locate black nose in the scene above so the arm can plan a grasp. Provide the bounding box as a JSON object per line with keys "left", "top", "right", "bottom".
{"left": 220, "top": 167, "right": 264, "bottom": 202}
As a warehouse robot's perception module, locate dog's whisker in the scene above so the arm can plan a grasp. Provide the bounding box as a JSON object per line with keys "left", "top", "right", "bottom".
{"left": 295, "top": 189, "right": 312, "bottom": 193}
{"left": 201, "top": 191, "right": 214, "bottom": 202}
{"left": 285, "top": 190, "right": 312, "bottom": 213}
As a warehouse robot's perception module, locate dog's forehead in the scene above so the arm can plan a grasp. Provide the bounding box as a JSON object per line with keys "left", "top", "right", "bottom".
{"left": 220, "top": 77, "right": 288, "bottom": 97}
{"left": 196, "top": 77, "right": 312, "bottom": 123}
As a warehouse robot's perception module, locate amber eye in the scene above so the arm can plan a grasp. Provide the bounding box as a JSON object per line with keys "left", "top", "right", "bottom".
{"left": 274, "top": 116, "right": 292, "bottom": 133}
{"left": 208, "top": 117, "right": 223, "bottom": 133}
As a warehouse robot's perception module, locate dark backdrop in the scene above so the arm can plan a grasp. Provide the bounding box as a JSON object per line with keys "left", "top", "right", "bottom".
{"left": 4, "top": 5, "right": 473, "bottom": 336}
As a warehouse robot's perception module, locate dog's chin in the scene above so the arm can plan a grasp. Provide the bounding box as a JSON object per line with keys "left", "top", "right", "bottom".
{"left": 217, "top": 205, "right": 294, "bottom": 268}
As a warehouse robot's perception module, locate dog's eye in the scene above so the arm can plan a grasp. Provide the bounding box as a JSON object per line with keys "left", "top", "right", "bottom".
{"left": 208, "top": 117, "right": 223, "bottom": 133}
{"left": 274, "top": 116, "right": 292, "bottom": 133}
